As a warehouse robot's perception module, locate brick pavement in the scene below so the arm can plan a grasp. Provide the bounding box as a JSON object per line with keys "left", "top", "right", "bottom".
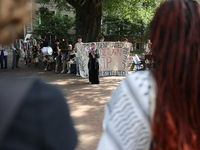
{"left": 1, "top": 51, "right": 126, "bottom": 150}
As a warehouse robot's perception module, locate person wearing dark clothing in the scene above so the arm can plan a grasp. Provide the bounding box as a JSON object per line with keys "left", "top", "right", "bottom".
{"left": 0, "top": 45, "right": 8, "bottom": 71}
{"left": 32, "top": 46, "right": 38, "bottom": 59}
{"left": 53, "top": 39, "right": 61, "bottom": 73}
{"left": 40, "top": 39, "right": 43, "bottom": 48}
{"left": 88, "top": 42, "right": 100, "bottom": 84}
{"left": 43, "top": 38, "right": 48, "bottom": 47}
{"left": 0, "top": 77, "right": 77, "bottom": 150}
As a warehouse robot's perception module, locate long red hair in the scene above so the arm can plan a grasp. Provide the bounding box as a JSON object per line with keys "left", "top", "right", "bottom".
{"left": 151, "top": 0, "right": 200, "bottom": 149}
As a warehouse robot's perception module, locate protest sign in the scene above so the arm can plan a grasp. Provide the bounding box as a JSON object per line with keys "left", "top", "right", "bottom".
{"left": 77, "top": 42, "right": 131, "bottom": 78}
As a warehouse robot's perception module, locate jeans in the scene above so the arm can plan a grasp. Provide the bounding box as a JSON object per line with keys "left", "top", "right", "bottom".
{"left": 67, "top": 60, "right": 74, "bottom": 71}
{"left": 1, "top": 53, "right": 7, "bottom": 70}
{"left": 62, "top": 60, "right": 67, "bottom": 71}
{"left": 76, "top": 57, "right": 79, "bottom": 74}
{"left": 16, "top": 55, "right": 20, "bottom": 67}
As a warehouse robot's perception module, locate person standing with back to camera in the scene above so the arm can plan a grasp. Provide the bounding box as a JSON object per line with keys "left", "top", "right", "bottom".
{"left": 88, "top": 42, "right": 100, "bottom": 84}
{"left": 97, "top": 0, "right": 200, "bottom": 150}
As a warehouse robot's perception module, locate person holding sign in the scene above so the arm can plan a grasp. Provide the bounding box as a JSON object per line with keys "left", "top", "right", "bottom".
{"left": 88, "top": 42, "right": 100, "bottom": 84}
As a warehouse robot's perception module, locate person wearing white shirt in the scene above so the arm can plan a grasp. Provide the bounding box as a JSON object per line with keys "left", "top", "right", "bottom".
{"left": 0, "top": 45, "right": 8, "bottom": 71}
{"left": 74, "top": 36, "right": 82, "bottom": 76}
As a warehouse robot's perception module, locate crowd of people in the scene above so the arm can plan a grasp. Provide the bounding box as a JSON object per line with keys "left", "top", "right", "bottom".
{"left": 2, "top": 0, "right": 200, "bottom": 150}
{"left": 0, "top": 35, "right": 138, "bottom": 84}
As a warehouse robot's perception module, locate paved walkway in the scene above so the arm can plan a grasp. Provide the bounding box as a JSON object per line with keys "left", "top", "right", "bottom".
{"left": 1, "top": 52, "right": 126, "bottom": 150}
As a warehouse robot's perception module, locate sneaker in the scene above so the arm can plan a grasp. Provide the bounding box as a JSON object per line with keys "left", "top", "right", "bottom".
{"left": 67, "top": 70, "right": 71, "bottom": 74}
{"left": 5, "top": 69, "right": 7, "bottom": 71}
{"left": 55, "top": 71, "right": 59, "bottom": 74}
{"left": 24, "top": 62, "right": 26, "bottom": 65}
{"left": 61, "top": 70, "right": 65, "bottom": 74}
{"left": 76, "top": 73, "right": 79, "bottom": 76}
{"left": 89, "top": 82, "right": 92, "bottom": 84}
{"left": 44, "top": 68, "right": 47, "bottom": 71}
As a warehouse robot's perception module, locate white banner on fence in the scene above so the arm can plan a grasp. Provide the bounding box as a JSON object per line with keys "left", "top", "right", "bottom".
{"left": 77, "top": 42, "right": 131, "bottom": 78}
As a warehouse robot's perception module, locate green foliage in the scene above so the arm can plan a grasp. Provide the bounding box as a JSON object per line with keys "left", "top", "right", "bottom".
{"left": 32, "top": 7, "right": 75, "bottom": 39}
{"left": 34, "top": 0, "right": 164, "bottom": 42}
{"left": 101, "top": 0, "right": 162, "bottom": 42}
{"left": 130, "top": 50, "right": 144, "bottom": 54}
{"left": 102, "top": 14, "right": 150, "bottom": 42}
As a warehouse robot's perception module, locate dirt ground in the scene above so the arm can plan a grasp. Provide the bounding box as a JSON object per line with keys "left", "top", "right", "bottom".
{"left": 1, "top": 51, "right": 126, "bottom": 150}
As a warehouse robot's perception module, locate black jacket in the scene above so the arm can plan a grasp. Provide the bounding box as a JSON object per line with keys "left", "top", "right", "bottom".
{"left": 88, "top": 48, "right": 100, "bottom": 70}
{"left": 0, "top": 78, "right": 77, "bottom": 150}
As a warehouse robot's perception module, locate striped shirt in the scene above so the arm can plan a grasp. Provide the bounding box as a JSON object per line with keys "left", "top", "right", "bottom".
{"left": 97, "top": 71, "right": 156, "bottom": 150}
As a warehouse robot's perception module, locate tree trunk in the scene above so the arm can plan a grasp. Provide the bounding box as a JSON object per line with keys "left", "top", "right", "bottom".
{"left": 75, "top": 1, "right": 102, "bottom": 42}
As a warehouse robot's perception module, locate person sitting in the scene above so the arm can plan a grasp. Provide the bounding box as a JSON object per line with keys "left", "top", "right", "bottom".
{"left": 25, "top": 40, "right": 34, "bottom": 67}
{"left": 66, "top": 45, "right": 76, "bottom": 74}
{"left": 32, "top": 44, "right": 38, "bottom": 67}
{"left": 43, "top": 38, "right": 48, "bottom": 47}
{"left": 43, "top": 54, "right": 54, "bottom": 71}
{"left": 61, "top": 44, "right": 76, "bottom": 74}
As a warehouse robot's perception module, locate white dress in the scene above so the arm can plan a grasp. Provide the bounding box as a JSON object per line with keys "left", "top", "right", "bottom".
{"left": 97, "top": 71, "right": 156, "bottom": 150}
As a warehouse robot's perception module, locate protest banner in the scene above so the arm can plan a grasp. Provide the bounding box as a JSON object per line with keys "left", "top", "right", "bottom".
{"left": 77, "top": 42, "right": 131, "bottom": 78}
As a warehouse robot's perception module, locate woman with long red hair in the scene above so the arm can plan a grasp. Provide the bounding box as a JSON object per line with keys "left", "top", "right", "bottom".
{"left": 97, "top": 0, "right": 200, "bottom": 149}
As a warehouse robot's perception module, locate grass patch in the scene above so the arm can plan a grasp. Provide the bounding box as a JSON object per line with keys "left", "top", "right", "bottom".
{"left": 130, "top": 50, "right": 144, "bottom": 54}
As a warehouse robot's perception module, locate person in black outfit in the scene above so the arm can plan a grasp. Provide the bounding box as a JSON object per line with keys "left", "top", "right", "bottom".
{"left": 53, "top": 39, "right": 61, "bottom": 73}
{"left": 0, "top": 77, "right": 77, "bottom": 150}
{"left": 40, "top": 39, "right": 43, "bottom": 56}
{"left": 88, "top": 42, "right": 100, "bottom": 84}
{"left": 43, "top": 38, "right": 48, "bottom": 47}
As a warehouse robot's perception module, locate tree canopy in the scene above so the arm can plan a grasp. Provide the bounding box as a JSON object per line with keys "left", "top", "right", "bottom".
{"left": 34, "top": 0, "right": 164, "bottom": 42}
{"left": 32, "top": 7, "right": 75, "bottom": 40}
{"left": 102, "top": 14, "right": 150, "bottom": 42}
{"left": 101, "top": 0, "right": 161, "bottom": 42}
